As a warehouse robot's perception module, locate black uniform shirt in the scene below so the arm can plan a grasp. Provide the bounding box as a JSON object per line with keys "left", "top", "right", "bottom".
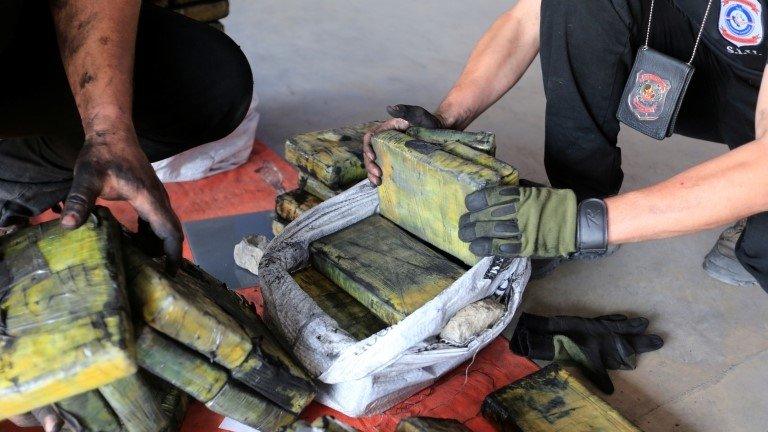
{"left": 674, "top": 0, "right": 768, "bottom": 73}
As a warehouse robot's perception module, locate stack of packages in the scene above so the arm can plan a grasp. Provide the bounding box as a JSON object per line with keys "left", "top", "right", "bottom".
{"left": 273, "top": 124, "right": 514, "bottom": 343}
{"left": 0, "top": 208, "right": 316, "bottom": 431}
{"left": 151, "top": 0, "right": 229, "bottom": 31}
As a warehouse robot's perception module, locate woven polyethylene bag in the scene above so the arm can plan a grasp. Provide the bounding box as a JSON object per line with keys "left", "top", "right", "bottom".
{"left": 258, "top": 181, "right": 530, "bottom": 416}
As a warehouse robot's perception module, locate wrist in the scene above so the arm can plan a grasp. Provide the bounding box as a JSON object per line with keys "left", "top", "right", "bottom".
{"left": 82, "top": 105, "right": 133, "bottom": 135}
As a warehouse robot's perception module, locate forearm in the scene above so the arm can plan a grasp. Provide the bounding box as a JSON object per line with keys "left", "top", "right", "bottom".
{"left": 436, "top": 0, "right": 541, "bottom": 130}
{"left": 50, "top": 0, "right": 140, "bottom": 135}
{"left": 606, "top": 138, "right": 768, "bottom": 244}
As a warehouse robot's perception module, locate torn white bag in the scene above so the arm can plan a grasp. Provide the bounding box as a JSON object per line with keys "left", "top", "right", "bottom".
{"left": 258, "top": 181, "right": 530, "bottom": 416}
{"left": 152, "top": 92, "right": 260, "bottom": 182}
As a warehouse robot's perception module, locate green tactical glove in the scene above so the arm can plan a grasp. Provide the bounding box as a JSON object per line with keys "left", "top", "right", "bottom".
{"left": 459, "top": 185, "right": 609, "bottom": 259}
{"left": 510, "top": 313, "right": 664, "bottom": 394}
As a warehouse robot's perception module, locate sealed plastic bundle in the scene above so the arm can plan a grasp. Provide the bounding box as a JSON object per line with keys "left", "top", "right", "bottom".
{"left": 482, "top": 364, "right": 640, "bottom": 432}
{"left": 285, "top": 122, "right": 379, "bottom": 189}
{"left": 372, "top": 130, "right": 518, "bottom": 265}
{"left": 137, "top": 327, "right": 296, "bottom": 431}
{"left": 0, "top": 209, "right": 135, "bottom": 419}
{"left": 125, "top": 247, "right": 252, "bottom": 369}
{"left": 292, "top": 267, "right": 386, "bottom": 340}
{"left": 310, "top": 215, "right": 465, "bottom": 325}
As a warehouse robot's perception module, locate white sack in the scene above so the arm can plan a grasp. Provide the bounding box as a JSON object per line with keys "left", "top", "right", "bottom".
{"left": 152, "top": 92, "right": 260, "bottom": 182}
{"left": 258, "top": 181, "right": 530, "bottom": 416}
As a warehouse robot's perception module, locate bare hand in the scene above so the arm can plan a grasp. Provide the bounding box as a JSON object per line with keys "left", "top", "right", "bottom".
{"left": 363, "top": 105, "right": 446, "bottom": 186}
{"left": 61, "top": 128, "right": 183, "bottom": 267}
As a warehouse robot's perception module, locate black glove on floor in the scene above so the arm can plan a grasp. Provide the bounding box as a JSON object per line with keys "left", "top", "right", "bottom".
{"left": 510, "top": 313, "right": 664, "bottom": 394}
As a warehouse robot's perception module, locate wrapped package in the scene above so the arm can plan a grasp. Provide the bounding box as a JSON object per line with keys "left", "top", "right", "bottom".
{"left": 292, "top": 267, "right": 386, "bottom": 340}
{"left": 482, "top": 363, "right": 640, "bottom": 432}
{"left": 405, "top": 127, "right": 496, "bottom": 156}
{"left": 125, "top": 247, "right": 252, "bottom": 369}
{"left": 277, "top": 189, "right": 324, "bottom": 222}
{"left": 396, "top": 417, "right": 472, "bottom": 432}
{"left": 56, "top": 391, "right": 122, "bottom": 432}
{"left": 299, "top": 172, "right": 341, "bottom": 201}
{"left": 99, "top": 372, "right": 168, "bottom": 432}
{"left": 371, "top": 130, "right": 518, "bottom": 265}
{"left": 310, "top": 215, "right": 465, "bottom": 325}
{"left": 285, "top": 122, "right": 379, "bottom": 189}
{"left": 0, "top": 209, "right": 135, "bottom": 419}
{"left": 258, "top": 181, "right": 529, "bottom": 416}
{"left": 137, "top": 327, "right": 296, "bottom": 431}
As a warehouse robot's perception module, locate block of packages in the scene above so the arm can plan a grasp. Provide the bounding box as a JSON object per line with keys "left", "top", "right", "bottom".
{"left": 310, "top": 215, "right": 465, "bottom": 325}
{"left": 125, "top": 250, "right": 316, "bottom": 416}
{"left": 292, "top": 267, "right": 386, "bottom": 340}
{"left": 406, "top": 127, "right": 496, "bottom": 156}
{"left": 482, "top": 364, "right": 640, "bottom": 432}
{"left": 285, "top": 122, "right": 379, "bottom": 189}
{"left": 0, "top": 209, "right": 136, "bottom": 419}
{"left": 371, "top": 130, "right": 518, "bottom": 265}
{"left": 396, "top": 417, "right": 472, "bottom": 432}
{"left": 137, "top": 327, "right": 296, "bottom": 431}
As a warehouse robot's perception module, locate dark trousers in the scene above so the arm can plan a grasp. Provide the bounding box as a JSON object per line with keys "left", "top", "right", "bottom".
{"left": 0, "top": 1, "right": 253, "bottom": 225}
{"left": 540, "top": 0, "right": 768, "bottom": 290}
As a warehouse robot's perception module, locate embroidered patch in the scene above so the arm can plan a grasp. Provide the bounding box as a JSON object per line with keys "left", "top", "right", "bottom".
{"left": 719, "top": 0, "right": 763, "bottom": 47}
{"left": 628, "top": 70, "right": 671, "bottom": 121}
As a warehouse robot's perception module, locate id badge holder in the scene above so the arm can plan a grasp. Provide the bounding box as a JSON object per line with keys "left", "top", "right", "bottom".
{"left": 617, "top": 0, "right": 712, "bottom": 141}
{"left": 617, "top": 48, "right": 694, "bottom": 140}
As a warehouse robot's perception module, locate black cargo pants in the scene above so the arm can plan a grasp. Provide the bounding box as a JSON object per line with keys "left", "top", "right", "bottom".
{"left": 0, "top": 1, "right": 253, "bottom": 226}
{"left": 540, "top": 0, "right": 768, "bottom": 290}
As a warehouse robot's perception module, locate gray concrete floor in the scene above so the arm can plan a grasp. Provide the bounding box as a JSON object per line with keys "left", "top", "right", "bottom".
{"left": 224, "top": 2, "right": 768, "bottom": 431}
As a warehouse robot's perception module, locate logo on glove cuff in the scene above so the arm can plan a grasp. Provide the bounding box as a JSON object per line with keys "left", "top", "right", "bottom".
{"left": 720, "top": 0, "right": 763, "bottom": 47}
{"left": 628, "top": 70, "right": 671, "bottom": 121}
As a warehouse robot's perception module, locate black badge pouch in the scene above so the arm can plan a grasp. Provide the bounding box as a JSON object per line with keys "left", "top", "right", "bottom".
{"left": 617, "top": 47, "right": 694, "bottom": 140}
{"left": 617, "top": 0, "right": 712, "bottom": 141}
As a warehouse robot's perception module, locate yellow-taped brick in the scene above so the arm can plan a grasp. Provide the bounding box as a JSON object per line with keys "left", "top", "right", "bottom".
{"left": 372, "top": 130, "right": 518, "bottom": 266}
{"left": 125, "top": 248, "right": 252, "bottom": 369}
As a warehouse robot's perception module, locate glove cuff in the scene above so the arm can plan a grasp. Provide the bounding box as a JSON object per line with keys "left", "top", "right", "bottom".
{"left": 575, "top": 198, "right": 608, "bottom": 258}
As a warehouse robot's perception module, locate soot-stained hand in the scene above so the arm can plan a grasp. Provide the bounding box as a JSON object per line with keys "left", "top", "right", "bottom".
{"left": 363, "top": 104, "right": 446, "bottom": 186}
{"left": 61, "top": 128, "right": 183, "bottom": 267}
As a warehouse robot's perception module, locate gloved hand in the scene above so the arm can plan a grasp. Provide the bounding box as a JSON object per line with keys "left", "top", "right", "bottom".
{"left": 510, "top": 313, "right": 664, "bottom": 394}
{"left": 459, "top": 185, "right": 609, "bottom": 259}
{"left": 363, "top": 105, "right": 448, "bottom": 185}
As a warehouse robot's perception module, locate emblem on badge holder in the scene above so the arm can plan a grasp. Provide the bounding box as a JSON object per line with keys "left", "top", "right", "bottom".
{"left": 719, "top": 0, "right": 763, "bottom": 47}
{"left": 628, "top": 70, "right": 671, "bottom": 121}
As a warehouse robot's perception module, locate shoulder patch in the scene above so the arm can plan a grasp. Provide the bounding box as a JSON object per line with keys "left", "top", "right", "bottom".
{"left": 719, "top": 0, "right": 763, "bottom": 47}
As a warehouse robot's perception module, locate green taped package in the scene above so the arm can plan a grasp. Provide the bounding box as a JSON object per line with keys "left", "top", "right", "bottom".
{"left": 99, "top": 372, "right": 169, "bottom": 432}
{"left": 137, "top": 327, "right": 297, "bottom": 431}
{"left": 276, "top": 189, "right": 324, "bottom": 222}
{"left": 178, "top": 261, "right": 316, "bottom": 415}
{"left": 285, "top": 122, "right": 379, "bottom": 189}
{"left": 292, "top": 267, "right": 386, "bottom": 340}
{"left": 124, "top": 246, "right": 252, "bottom": 369}
{"left": 56, "top": 391, "right": 122, "bottom": 432}
{"left": 406, "top": 127, "right": 496, "bottom": 156}
{"left": 396, "top": 417, "right": 472, "bottom": 432}
{"left": 372, "top": 130, "right": 518, "bottom": 265}
{"left": 310, "top": 215, "right": 465, "bottom": 325}
{"left": 0, "top": 208, "right": 136, "bottom": 420}
{"left": 481, "top": 363, "right": 640, "bottom": 432}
